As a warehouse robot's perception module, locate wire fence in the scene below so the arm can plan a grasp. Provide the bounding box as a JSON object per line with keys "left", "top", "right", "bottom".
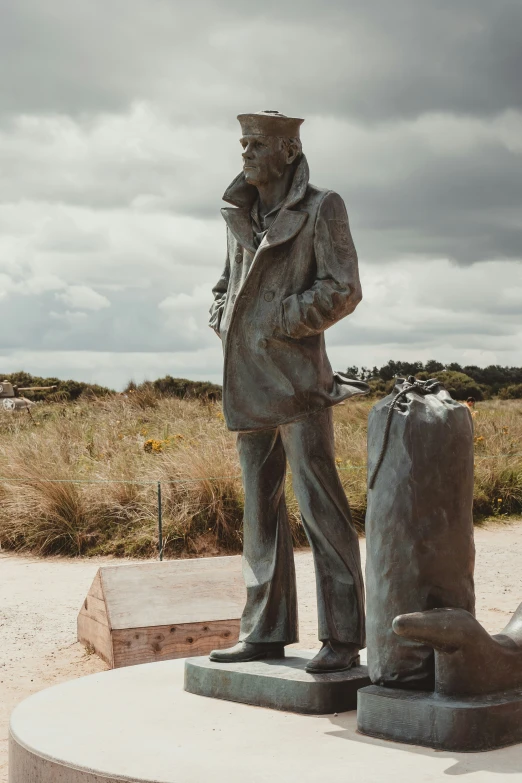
{"left": 0, "top": 452, "right": 520, "bottom": 561}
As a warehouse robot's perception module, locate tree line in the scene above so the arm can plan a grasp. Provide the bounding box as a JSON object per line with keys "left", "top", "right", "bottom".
{"left": 3, "top": 364, "right": 522, "bottom": 404}
{"left": 1, "top": 372, "right": 222, "bottom": 402}
{"left": 345, "top": 361, "right": 522, "bottom": 400}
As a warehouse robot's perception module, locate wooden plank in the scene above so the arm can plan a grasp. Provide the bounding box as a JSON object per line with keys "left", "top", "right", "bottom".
{"left": 77, "top": 571, "right": 109, "bottom": 628}
{"left": 77, "top": 613, "right": 113, "bottom": 667}
{"left": 112, "top": 619, "right": 241, "bottom": 668}
{"left": 100, "top": 556, "right": 245, "bottom": 631}
{"left": 77, "top": 568, "right": 113, "bottom": 665}
{"left": 80, "top": 593, "right": 108, "bottom": 626}
{"left": 78, "top": 558, "right": 245, "bottom": 668}
{"left": 87, "top": 569, "right": 105, "bottom": 603}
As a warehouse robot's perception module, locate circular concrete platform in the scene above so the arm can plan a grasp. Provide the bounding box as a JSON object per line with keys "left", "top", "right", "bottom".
{"left": 9, "top": 659, "right": 522, "bottom": 782}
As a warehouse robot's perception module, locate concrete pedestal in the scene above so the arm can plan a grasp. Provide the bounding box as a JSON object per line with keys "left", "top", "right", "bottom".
{"left": 9, "top": 659, "right": 522, "bottom": 782}
{"left": 185, "top": 650, "right": 370, "bottom": 714}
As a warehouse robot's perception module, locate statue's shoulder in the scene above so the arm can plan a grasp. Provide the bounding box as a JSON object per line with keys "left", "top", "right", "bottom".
{"left": 301, "top": 183, "right": 329, "bottom": 212}
{"left": 306, "top": 182, "right": 330, "bottom": 201}
{"left": 304, "top": 185, "right": 348, "bottom": 218}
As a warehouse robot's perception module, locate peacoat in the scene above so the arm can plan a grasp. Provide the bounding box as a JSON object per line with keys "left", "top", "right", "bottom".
{"left": 210, "top": 155, "right": 368, "bottom": 432}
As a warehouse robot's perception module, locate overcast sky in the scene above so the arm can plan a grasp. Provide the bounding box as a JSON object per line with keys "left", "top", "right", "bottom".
{"left": 1, "top": 0, "right": 521, "bottom": 388}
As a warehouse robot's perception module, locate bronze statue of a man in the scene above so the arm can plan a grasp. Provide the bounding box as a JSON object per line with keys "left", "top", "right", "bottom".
{"left": 209, "top": 110, "right": 368, "bottom": 672}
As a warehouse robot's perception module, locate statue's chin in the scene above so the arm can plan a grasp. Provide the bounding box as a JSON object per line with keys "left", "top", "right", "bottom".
{"left": 244, "top": 171, "right": 261, "bottom": 186}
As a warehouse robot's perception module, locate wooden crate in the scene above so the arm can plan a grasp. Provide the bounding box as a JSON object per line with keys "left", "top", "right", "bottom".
{"left": 77, "top": 556, "right": 244, "bottom": 668}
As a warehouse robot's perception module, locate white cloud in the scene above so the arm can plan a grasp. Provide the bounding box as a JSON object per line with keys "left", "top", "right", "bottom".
{"left": 326, "top": 257, "right": 522, "bottom": 370}
{"left": 2, "top": 257, "right": 521, "bottom": 388}
{"left": 0, "top": 104, "right": 237, "bottom": 214}
{"left": 158, "top": 286, "right": 211, "bottom": 312}
{"left": 55, "top": 285, "right": 110, "bottom": 311}
{"left": 20, "top": 275, "right": 67, "bottom": 295}
{"left": 50, "top": 310, "right": 88, "bottom": 322}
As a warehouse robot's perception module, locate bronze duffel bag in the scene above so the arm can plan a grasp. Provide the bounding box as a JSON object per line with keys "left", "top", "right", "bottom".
{"left": 365, "top": 377, "right": 476, "bottom": 689}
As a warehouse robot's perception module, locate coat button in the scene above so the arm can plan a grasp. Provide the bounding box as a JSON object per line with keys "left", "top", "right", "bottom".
{"left": 235, "top": 251, "right": 242, "bottom": 263}
{"left": 259, "top": 338, "right": 268, "bottom": 349}
{"left": 231, "top": 294, "right": 236, "bottom": 303}
{"left": 264, "top": 291, "right": 274, "bottom": 302}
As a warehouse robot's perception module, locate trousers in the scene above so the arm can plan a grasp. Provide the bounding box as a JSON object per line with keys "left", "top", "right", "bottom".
{"left": 236, "top": 407, "right": 365, "bottom": 647}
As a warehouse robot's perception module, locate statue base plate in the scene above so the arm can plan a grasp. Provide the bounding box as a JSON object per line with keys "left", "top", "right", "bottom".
{"left": 357, "top": 684, "right": 522, "bottom": 752}
{"left": 184, "top": 649, "right": 370, "bottom": 714}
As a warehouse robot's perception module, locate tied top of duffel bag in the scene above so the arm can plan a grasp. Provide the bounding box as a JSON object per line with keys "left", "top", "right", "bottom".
{"left": 368, "top": 376, "right": 456, "bottom": 489}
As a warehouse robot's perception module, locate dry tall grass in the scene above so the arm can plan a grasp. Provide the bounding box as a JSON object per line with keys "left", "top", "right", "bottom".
{"left": 0, "top": 394, "right": 520, "bottom": 557}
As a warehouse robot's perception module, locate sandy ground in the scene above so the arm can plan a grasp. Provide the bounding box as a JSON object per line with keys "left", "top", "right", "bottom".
{"left": 1, "top": 521, "right": 522, "bottom": 781}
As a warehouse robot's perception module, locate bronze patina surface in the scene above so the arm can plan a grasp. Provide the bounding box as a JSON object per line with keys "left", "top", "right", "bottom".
{"left": 185, "top": 651, "right": 371, "bottom": 715}
{"left": 365, "top": 378, "right": 476, "bottom": 690}
{"left": 358, "top": 601, "right": 522, "bottom": 752}
{"left": 206, "top": 111, "right": 368, "bottom": 675}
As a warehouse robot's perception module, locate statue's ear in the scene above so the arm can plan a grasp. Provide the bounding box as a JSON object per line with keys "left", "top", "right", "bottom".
{"left": 281, "top": 137, "right": 301, "bottom": 166}
{"left": 286, "top": 143, "right": 301, "bottom": 166}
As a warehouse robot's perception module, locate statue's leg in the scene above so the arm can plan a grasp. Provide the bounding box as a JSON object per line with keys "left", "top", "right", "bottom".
{"left": 281, "top": 408, "right": 365, "bottom": 647}
{"left": 236, "top": 427, "right": 298, "bottom": 645}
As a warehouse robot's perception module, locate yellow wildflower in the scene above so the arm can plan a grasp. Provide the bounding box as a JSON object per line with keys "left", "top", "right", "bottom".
{"left": 144, "top": 438, "right": 163, "bottom": 453}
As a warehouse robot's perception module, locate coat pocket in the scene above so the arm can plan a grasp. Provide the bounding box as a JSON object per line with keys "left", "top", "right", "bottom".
{"left": 209, "top": 297, "right": 225, "bottom": 337}
{"left": 281, "top": 293, "right": 302, "bottom": 338}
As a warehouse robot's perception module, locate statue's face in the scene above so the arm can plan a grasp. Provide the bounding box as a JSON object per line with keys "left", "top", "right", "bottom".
{"left": 240, "top": 135, "right": 288, "bottom": 186}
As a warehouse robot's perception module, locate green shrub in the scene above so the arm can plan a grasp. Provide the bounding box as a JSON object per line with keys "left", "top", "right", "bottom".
{"left": 126, "top": 375, "right": 221, "bottom": 401}
{"left": 416, "top": 370, "right": 486, "bottom": 401}
{"left": 498, "top": 384, "right": 522, "bottom": 400}
{"left": 1, "top": 371, "right": 113, "bottom": 401}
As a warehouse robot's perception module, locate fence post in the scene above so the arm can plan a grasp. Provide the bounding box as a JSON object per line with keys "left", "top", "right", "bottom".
{"left": 157, "top": 481, "right": 163, "bottom": 561}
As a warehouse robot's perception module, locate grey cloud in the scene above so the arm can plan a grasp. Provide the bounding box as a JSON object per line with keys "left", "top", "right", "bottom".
{"left": 2, "top": 107, "right": 522, "bottom": 267}
{"left": 332, "top": 321, "right": 520, "bottom": 349}
{"left": 325, "top": 257, "right": 522, "bottom": 357}
{"left": 328, "top": 313, "right": 522, "bottom": 351}
{"left": 0, "top": 1, "right": 521, "bottom": 122}
{"left": 36, "top": 218, "right": 110, "bottom": 253}
{"left": 0, "top": 288, "right": 216, "bottom": 353}
{"left": 1, "top": 0, "right": 522, "bottom": 382}
{"left": 349, "top": 141, "right": 522, "bottom": 264}
{"left": 0, "top": 108, "right": 237, "bottom": 217}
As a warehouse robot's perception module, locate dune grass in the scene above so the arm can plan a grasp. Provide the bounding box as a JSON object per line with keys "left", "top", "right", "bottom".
{"left": 0, "top": 393, "right": 520, "bottom": 557}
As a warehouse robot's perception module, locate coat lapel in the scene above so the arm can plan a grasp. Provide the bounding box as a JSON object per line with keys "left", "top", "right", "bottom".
{"left": 257, "top": 208, "right": 308, "bottom": 254}
{"left": 221, "top": 205, "right": 308, "bottom": 258}
{"left": 221, "top": 155, "right": 311, "bottom": 257}
{"left": 221, "top": 207, "right": 257, "bottom": 255}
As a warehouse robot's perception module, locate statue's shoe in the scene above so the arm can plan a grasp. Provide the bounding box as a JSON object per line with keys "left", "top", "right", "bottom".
{"left": 393, "top": 602, "right": 522, "bottom": 696}
{"left": 305, "top": 642, "right": 360, "bottom": 673}
{"left": 209, "top": 641, "right": 285, "bottom": 663}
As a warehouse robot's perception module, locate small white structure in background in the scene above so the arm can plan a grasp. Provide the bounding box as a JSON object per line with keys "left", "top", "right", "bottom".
{"left": 0, "top": 380, "right": 57, "bottom": 413}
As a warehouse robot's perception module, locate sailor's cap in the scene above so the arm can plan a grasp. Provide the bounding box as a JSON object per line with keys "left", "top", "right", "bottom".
{"left": 237, "top": 110, "right": 304, "bottom": 138}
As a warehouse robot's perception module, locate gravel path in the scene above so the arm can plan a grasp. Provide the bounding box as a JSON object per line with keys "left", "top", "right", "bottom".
{"left": 1, "top": 521, "right": 521, "bottom": 781}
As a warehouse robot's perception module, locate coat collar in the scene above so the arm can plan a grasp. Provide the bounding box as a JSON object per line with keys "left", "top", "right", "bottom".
{"left": 222, "top": 155, "right": 310, "bottom": 210}
{"left": 221, "top": 156, "right": 309, "bottom": 255}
